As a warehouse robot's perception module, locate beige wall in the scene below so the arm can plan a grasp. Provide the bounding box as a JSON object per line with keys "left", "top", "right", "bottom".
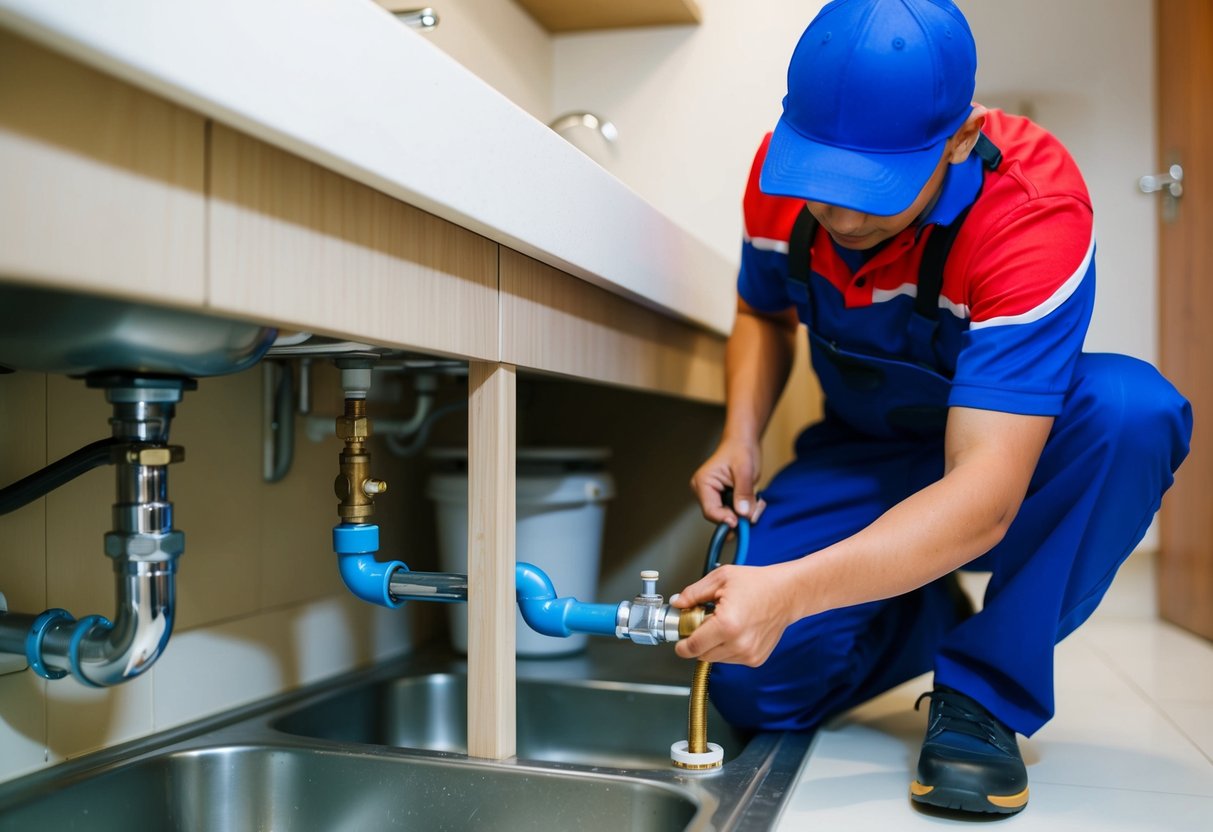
{"left": 549, "top": 0, "right": 1158, "bottom": 366}
{"left": 420, "top": 0, "right": 554, "bottom": 121}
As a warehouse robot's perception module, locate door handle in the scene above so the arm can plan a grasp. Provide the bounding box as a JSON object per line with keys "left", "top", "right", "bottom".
{"left": 1139, "top": 164, "right": 1184, "bottom": 198}
{"left": 1139, "top": 163, "right": 1184, "bottom": 223}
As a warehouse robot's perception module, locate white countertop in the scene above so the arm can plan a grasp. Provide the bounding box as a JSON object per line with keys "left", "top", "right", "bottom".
{"left": 0, "top": 0, "right": 735, "bottom": 336}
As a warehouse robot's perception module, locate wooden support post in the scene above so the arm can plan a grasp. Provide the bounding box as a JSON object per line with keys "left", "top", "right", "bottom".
{"left": 466, "top": 361, "right": 517, "bottom": 759}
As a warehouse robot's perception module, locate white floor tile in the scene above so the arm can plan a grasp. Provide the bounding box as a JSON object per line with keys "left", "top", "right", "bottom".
{"left": 776, "top": 777, "right": 1213, "bottom": 832}
{"left": 1159, "top": 700, "right": 1213, "bottom": 763}
{"left": 1080, "top": 618, "right": 1213, "bottom": 703}
{"left": 775, "top": 554, "right": 1213, "bottom": 830}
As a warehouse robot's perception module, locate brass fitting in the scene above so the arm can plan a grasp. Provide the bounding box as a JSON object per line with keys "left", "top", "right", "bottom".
{"left": 685, "top": 660, "right": 714, "bottom": 756}
{"left": 672, "top": 608, "right": 722, "bottom": 771}
{"left": 112, "top": 444, "right": 185, "bottom": 467}
{"left": 678, "top": 605, "right": 711, "bottom": 639}
{"left": 334, "top": 398, "right": 387, "bottom": 524}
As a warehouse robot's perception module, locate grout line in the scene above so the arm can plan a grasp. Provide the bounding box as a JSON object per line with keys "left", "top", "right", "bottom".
{"left": 1028, "top": 776, "right": 1213, "bottom": 801}
{"left": 1084, "top": 631, "right": 1213, "bottom": 767}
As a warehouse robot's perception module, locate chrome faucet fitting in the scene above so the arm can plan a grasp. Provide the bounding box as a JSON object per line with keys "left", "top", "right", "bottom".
{"left": 615, "top": 570, "right": 683, "bottom": 646}
{"left": 0, "top": 375, "right": 193, "bottom": 686}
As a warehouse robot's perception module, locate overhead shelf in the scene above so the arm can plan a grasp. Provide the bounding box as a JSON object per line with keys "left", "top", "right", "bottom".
{"left": 512, "top": 0, "right": 702, "bottom": 33}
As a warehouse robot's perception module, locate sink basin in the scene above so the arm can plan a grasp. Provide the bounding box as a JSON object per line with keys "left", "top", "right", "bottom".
{"left": 0, "top": 647, "right": 811, "bottom": 831}
{"left": 0, "top": 745, "right": 699, "bottom": 832}
{"left": 272, "top": 673, "right": 748, "bottom": 769}
{"left": 0, "top": 283, "right": 276, "bottom": 377}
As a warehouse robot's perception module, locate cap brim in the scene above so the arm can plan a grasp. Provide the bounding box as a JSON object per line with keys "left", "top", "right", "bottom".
{"left": 759, "top": 117, "right": 947, "bottom": 216}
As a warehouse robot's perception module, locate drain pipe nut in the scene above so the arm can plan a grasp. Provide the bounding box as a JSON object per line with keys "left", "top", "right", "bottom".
{"left": 104, "top": 531, "right": 185, "bottom": 563}
{"left": 25, "top": 608, "right": 74, "bottom": 680}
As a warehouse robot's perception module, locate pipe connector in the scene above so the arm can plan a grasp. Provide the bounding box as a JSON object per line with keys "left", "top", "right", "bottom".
{"left": 0, "top": 375, "right": 190, "bottom": 686}
{"left": 333, "top": 523, "right": 407, "bottom": 609}
{"left": 515, "top": 562, "right": 619, "bottom": 638}
{"left": 334, "top": 397, "right": 386, "bottom": 524}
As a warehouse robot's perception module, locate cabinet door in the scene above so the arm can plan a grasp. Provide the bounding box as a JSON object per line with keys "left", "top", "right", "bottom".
{"left": 1157, "top": 0, "right": 1213, "bottom": 641}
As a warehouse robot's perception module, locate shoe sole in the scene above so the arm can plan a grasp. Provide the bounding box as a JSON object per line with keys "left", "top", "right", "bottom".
{"left": 910, "top": 780, "right": 1028, "bottom": 814}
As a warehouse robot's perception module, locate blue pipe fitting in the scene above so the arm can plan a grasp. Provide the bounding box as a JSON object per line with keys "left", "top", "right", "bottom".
{"left": 69, "top": 615, "right": 114, "bottom": 688}
{"left": 333, "top": 523, "right": 408, "bottom": 609}
{"left": 25, "top": 608, "right": 74, "bottom": 680}
{"left": 515, "top": 562, "right": 619, "bottom": 638}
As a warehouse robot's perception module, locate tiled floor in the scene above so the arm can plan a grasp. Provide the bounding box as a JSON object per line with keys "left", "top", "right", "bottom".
{"left": 773, "top": 552, "right": 1213, "bottom": 830}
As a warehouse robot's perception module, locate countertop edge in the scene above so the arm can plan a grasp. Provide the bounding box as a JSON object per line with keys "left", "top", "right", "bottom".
{"left": 0, "top": 0, "right": 736, "bottom": 337}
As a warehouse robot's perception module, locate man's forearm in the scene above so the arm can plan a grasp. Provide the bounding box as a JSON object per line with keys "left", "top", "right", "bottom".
{"left": 783, "top": 408, "right": 1054, "bottom": 620}
{"left": 723, "top": 304, "right": 799, "bottom": 445}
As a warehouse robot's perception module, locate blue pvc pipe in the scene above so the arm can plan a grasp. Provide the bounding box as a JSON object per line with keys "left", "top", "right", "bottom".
{"left": 330, "top": 526, "right": 636, "bottom": 640}
{"left": 333, "top": 523, "right": 407, "bottom": 609}
{"left": 514, "top": 562, "right": 619, "bottom": 638}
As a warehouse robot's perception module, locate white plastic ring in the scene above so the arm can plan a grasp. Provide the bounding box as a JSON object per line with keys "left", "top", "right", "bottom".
{"left": 670, "top": 740, "right": 724, "bottom": 770}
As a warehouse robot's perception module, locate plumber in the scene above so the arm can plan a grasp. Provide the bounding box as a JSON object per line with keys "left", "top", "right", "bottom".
{"left": 672, "top": 0, "right": 1191, "bottom": 817}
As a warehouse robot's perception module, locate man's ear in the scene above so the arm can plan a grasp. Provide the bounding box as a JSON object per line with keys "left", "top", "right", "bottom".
{"left": 948, "top": 104, "right": 989, "bottom": 164}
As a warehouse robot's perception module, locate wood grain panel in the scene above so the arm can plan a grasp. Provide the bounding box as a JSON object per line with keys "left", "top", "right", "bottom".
{"left": 1157, "top": 0, "right": 1213, "bottom": 640}
{"left": 0, "top": 29, "right": 206, "bottom": 303}
{"left": 466, "top": 362, "right": 517, "bottom": 759}
{"left": 207, "top": 125, "right": 499, "bottom": 360}
{"left": 500, "top": 249, "right": 725, "bottom": 403}
{"left": 512, "top": 0, "right": 700, "bottom": 31}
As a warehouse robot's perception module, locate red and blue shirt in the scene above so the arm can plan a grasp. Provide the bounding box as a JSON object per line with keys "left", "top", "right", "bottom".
{"left": 739, "top": 110, "right": 1095, "bottom": 429}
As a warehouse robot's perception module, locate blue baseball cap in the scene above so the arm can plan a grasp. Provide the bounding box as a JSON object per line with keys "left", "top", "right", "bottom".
{"left": 760, "top": 0, "right": 977, "bottom": 216}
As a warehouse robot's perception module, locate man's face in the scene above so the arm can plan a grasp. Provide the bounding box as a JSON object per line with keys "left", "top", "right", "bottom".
{"left": 805, "top": 144, "right": 953, "bottom": 251}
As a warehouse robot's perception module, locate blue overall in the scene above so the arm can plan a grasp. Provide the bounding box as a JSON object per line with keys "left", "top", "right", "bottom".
{"left": 710, "top": 352, "right": 1192, "bottom": 737}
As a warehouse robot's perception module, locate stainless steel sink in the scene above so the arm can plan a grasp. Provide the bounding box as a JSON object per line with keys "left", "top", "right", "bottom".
{"left": 0, "top": 283, "right": 276, "bottom": 377}
{"left": 272, "top": 672, "right": 748, "bottom": 769}
{"left": 0, "top": 745, "right": 699, "bottom": 832}
{"left": 0, "top": 644, "right": 813, "bottom": 831}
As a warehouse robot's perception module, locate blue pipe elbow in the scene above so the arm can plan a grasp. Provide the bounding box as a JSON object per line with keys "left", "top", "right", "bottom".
{"left": 333, "top": 523, "right": 407, "bottom": 609}
{"left": 515, "top": 562, "right": 619, "bottom": 638}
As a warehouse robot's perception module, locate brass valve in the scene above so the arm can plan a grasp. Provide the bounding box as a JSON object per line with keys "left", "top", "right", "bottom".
{"left": 111, "top": 444, "right": 185, "bottom": 467}
{"left": 678, "top": 605, "right": 711, "bottom": 639}
{"left": 334, "top": 398, "right": 387, "bottom": 523}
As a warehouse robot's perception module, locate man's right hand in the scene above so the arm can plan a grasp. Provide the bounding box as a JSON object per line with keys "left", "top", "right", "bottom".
{"left": 690, "top": 438, "right": 765, "bottom": 527}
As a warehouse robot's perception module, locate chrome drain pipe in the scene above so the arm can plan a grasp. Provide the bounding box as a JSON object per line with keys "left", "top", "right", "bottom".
{"left": 0, "top": 376, "right": 191, "bottom": 686}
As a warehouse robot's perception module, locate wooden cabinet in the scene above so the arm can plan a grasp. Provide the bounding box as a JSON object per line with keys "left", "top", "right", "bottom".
{"left": 0, "top": 30, "right": 206, "bottom": 304}
{"left": 207, "top": 125, "right": 500, "bottom": 361}
{"left": 512, "top": 0, "right": 701, "bottom": 32}
{"left": 500, "top": 249, "right": 725, "bottom": 401}
{"left": 375, "top": 0, "right": 702, "bottom": 33}
{"left": 0, "top": 29, "right": 729, "bottom": 764}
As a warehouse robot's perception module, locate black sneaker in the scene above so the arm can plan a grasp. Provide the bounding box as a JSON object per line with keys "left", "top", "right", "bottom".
{"left": 910, "top": 687, "right": 1029, "bottom": 815}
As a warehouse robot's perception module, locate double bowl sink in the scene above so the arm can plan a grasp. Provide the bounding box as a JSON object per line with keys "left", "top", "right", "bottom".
{"left": 0, "top": 643, "right": 813, "bottom": 830}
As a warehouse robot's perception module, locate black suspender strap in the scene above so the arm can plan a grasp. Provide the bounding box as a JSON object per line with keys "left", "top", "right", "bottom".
{"left": 787, "top": 203, "right": 819, "bottom": 303}
{"left": 974, "top": 133, "right": 1003, "bottom": 171}
{"left": 913, "top": 134, "right": 1002, "bottom": 320}
{"left": 913, "top": 204, "right": 971, "bottom": 321}
{"left": 783, "top": 134, "right": 1001, "bottom": 319}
